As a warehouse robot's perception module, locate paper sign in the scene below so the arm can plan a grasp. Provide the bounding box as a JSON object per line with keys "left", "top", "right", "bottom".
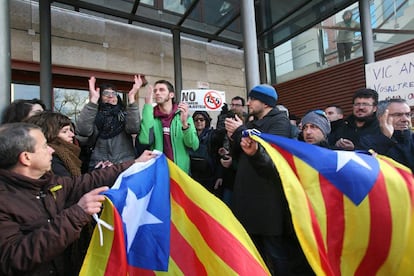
{"left": 365, "top": 52, "right": 414, "bottom": 105}
{"left": 180, "top": 89, "right": 226, "bottom": 111}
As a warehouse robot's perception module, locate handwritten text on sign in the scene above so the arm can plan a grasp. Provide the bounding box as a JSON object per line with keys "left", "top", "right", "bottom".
{"left": 180, "top": 89, "right": 226, "bottom": 111}
{"left": 365, "top": 52, "right": 414, "bottom": 105}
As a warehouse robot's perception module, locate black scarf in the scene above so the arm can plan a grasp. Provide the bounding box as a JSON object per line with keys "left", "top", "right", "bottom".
{"left": 95, "top": 103, "right": 126, "bottom": 139}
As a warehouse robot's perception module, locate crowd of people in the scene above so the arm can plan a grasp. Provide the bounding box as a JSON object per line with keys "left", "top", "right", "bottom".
{"left": 1, "top": 76, "right": 413, "bottom": 275}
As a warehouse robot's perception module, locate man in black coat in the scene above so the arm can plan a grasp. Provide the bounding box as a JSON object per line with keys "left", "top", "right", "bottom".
{"left": 225, "top": 84, "right": 313, "bottom": 275}
{"left": 329, "top": 88, "right": 380, "bottom": 150}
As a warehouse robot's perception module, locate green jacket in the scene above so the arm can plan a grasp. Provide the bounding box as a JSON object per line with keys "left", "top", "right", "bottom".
{"left": 138, "top": 104, "right": 199, "bottom": 173}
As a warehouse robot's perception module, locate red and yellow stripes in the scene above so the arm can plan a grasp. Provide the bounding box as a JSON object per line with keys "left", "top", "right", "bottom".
{"left": 252, "top": 135, "right": 414, "bottom": 276}
{"left": 80, "top": 200, "right": 128, "bottom": 276}
{"left": 167, "top": 159, "right": 270, "bottom": 275}
{"left": 80, "top": 158, "right": 270, "bottom": 276}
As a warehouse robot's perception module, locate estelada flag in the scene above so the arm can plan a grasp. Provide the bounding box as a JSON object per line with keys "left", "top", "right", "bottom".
{"left": 248, "top": 131, "right": 414, "bottom": 276}
{"left": 80, "top": 153, "right": 270, "bottom": 275}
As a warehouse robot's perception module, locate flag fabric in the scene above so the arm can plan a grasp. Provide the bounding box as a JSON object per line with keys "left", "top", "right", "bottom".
{"left": 80, "top": 153, "right": 270, "bottom": 275}
{"left": 247, "top": 131, "right": 414, "bottom": 276}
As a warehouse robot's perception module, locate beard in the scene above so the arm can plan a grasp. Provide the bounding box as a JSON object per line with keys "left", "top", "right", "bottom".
{"left": 354, "top": 114, "right": 375, "bottom": 123}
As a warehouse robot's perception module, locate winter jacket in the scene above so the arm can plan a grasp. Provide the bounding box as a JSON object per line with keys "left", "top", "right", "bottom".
{"left": 0, "top": 161, "right": 133, "bottom": 276}
{"left": 230, "top": 108, "right": 292, "bottom": 235}
{"left": 189, "top": 127, "right": 225, "bottom": 192}
{"left": 360, "top": 130, "right": 414, "bottom": 173}
{"left": 329, "top": 114, "right": 380, "bottom": 150}
{"left": 138, "top": 103, "right": 199, "bottom": 173}
{"left": 76, "top": 102, "right": 140, "bottom": 170}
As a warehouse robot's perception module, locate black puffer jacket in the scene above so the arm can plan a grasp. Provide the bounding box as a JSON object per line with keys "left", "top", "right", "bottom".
{"left": 329, "top": 114, "right": 380, "bottom": 149}
{"left": 230, "top": 108, "right": 292, "bottom": 235}
{"left": 0, "top": 161, "right": 133, "bottom": 275}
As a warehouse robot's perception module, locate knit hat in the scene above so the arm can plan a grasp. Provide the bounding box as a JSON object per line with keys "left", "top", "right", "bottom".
{"left": 248, "top": 84, "right": 278, "bottom": 107}
{"left": 301, "top": 110, "right": 331, "bottom": 137}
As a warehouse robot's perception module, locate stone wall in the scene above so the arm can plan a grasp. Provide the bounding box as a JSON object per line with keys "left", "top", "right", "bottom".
{"left": 10, "top": 0, "right": 248, "bottom": 122}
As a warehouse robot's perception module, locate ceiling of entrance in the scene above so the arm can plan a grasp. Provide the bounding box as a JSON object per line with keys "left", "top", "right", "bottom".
{"left": 47, "top": 0, "right": 357, "bottom": 51}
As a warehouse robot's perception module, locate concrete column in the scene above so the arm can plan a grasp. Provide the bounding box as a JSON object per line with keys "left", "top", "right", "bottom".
{"left": 241, "top": 0, "right": 260, "bottom": 93}
{"left": 39, "top": 0, "right": 53, "bottom": 109}
{"left": 172, "top": 28, "right": 182, "bottom": 101}
{"left": 359, "top": 0, "right": 375, "bottom": 64}
{"left": 0, "top": 0, "right": 11, "bottom": 122}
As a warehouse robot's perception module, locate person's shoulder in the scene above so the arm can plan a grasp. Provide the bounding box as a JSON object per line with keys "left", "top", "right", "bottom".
{"left": 330, "top": 118, "right": 344, "bottom": 130}
{"left": 268, "top": 107, "right": 288, "bottom": 117}
{"left": 268, "top": 109, "right": 290, "bottom": 123}
{"left": 341, "top": 115, "right": 356, "bottom": 127}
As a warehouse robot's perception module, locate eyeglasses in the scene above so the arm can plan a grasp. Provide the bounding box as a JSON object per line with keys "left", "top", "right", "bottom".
{"left": 230, "top": 103, "right": 243, "bottom": 107}
{"left": 389, "top": 112, "right": 414, "bottom": 118}
{"left": 101, "top": 90, "right": 118, "bottom": 97}
{"left": 353, "top": 103, "right": 374, "bottom": 107}
{"left": 194, "top": 118, "right": 205, "bottom": 122}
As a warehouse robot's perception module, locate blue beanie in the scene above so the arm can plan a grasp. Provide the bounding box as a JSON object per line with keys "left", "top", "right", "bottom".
{"left": 248, "top": 84, "right": 278, "bottom": 107}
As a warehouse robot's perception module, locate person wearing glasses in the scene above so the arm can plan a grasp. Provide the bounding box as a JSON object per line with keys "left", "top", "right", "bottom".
{"left": 330, "top": 88, "right": 380, "bottom": 150}
{"left": 360, "top": 99, "right": 414, "bottom": 173}
{"left": 76, "top": 75, "right": 143, "bottom": 171}
{"left": 216, "top": 96, "right": 248, "bottom": 131}
{"left": 300, "top": 110, "right": 331, "bottom": 147}
{"left": 230, "top": 96, "right": 248, "bottom": 119}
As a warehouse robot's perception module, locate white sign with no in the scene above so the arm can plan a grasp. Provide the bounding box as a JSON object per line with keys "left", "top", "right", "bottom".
{"left": 180, "top": 89, "right": 226, "bottom": 111}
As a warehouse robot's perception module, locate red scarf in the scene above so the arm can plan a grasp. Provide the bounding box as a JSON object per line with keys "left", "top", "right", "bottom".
{"left": 154, "top": 104, "right": 178, "bottom": 161}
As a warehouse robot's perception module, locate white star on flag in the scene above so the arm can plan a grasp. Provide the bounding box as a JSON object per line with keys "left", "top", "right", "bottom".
{"left": 336, "top": 151, "right": 372, "bottom": 172}
{"left": 122, "top": 187, "right": 163, "bottom": 252}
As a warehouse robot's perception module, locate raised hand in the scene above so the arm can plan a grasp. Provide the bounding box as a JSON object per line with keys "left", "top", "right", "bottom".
{"left": 88, "top": 76, "right": 100, "bottom": 104}
{"left": 145, "top": 84, "right": 154, "bottom": 105}
{"left": 178, "top": 102, "right": 190, "bottom": 129}
{"left": 225, "top": 114, "right": 243, "bottom": 138}
{"left": 379, "top": 109, "right": 394, "bottom": 138}
{"left": 128, "top": 74, "right": 143, "bottom": 104}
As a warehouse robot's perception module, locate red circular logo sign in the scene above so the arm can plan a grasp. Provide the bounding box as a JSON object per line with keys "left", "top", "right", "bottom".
{"left": 203, "top": 91, "right": 222, "bottom": 110}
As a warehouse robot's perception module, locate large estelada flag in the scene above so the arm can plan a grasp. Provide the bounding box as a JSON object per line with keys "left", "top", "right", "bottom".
{"left": 80, "top": 153, "right": 270, "bottom": 275}
{"left": 247, "top": 131, "right": 414, "bottom": 276}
